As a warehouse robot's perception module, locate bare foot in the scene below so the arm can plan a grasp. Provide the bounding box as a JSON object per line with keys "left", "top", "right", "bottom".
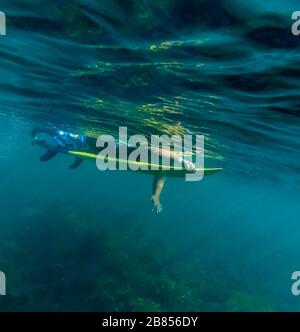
{"left": 151, "top": 195, "right": 163, "bottom": 213}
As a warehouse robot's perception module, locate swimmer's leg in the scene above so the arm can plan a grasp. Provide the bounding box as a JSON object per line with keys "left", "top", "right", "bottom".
{"left": 151, "top": 174, "right": 165, "bottom": 213}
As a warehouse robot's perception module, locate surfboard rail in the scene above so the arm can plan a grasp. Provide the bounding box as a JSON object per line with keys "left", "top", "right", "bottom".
{"left": 68, "top": 150, "right": 223, "bottom": 177}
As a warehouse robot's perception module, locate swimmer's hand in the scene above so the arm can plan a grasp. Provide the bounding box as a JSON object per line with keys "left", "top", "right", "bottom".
{"left": 178, "top": 157, "right": 196, "bottom": 171}
{"left": 151, "top": 195, "right": 163, "bottom": 213}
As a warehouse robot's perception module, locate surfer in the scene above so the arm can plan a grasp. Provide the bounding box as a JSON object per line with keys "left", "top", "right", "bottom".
{"left": 31, "top": 127, "right": 201, "bottom": 213}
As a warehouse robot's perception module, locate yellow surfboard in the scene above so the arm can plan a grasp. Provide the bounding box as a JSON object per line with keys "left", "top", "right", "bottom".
{"left": 68, "top": 150, "right": 223, "bottom": 178}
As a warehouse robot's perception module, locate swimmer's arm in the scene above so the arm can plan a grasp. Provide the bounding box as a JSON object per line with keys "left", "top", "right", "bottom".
{"left": 150, "top": 147, "right": 195, "bottom": 170}
{"left": 151, "top": 174, "right": 165, "bottom": 213}
{"left": 151, "top": 146, "right": 179, "bottom": 160}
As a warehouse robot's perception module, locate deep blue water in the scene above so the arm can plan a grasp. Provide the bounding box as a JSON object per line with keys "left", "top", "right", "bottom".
{"left": 0, "top": 0, "right": 300, "bottom": 311}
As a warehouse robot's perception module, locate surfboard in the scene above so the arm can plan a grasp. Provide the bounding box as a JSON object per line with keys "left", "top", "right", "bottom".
{"left": 68, "top": 150, "right": 223, "bottom": 178}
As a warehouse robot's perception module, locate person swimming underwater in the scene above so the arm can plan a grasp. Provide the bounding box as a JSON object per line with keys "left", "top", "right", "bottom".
{"left": 31, "top": 127, "right": 197, "bottom": 213}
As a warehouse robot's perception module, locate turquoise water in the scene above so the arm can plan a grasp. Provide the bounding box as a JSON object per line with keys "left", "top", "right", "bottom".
{"left": 0, "top": 0, "right": 300, "bottom": 311}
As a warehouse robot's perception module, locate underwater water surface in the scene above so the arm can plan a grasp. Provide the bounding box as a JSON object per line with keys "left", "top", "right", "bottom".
{"left": 0, "top": 0, "right": 300, "bottom": 311}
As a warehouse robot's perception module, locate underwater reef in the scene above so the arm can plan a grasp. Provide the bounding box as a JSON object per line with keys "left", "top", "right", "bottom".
{"left": 0, "top": 202, "right": 279, "bottom": 312}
